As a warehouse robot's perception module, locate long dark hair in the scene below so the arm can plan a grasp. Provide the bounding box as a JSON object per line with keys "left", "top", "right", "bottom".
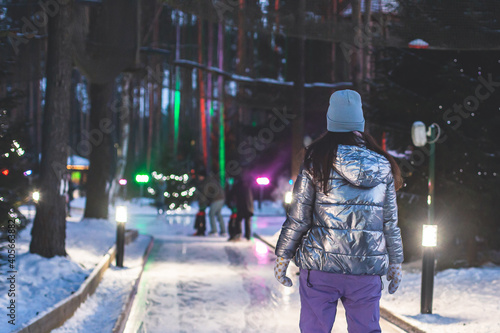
{"left": 304, "top": 131, "right": 403, "bottom": 194}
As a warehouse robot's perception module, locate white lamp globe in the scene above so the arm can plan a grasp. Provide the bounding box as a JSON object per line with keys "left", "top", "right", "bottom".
{"left": 411, "top": 121, "right": 427, "bottom": 147}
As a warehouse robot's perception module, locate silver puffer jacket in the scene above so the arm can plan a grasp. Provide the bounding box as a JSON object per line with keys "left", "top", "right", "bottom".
{"left": 275, "top": 145, "right": 404, "bottom": 276}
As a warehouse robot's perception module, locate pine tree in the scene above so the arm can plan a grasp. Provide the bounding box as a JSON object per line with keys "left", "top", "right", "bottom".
{"left": 30, "top": 0, "right": 74, "bottom": 258}
{"left": 0, "top": 108, "right": 31, "bottom": 202}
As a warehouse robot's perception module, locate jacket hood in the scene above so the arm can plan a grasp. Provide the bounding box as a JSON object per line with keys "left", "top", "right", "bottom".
{"left": 334, "top": 145, "right": 392, "bottom": 187}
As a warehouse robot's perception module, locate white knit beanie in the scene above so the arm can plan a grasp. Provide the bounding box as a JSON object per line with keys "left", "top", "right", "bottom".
{"left": 326, "top": 90, "right": 365, "bottom": 132}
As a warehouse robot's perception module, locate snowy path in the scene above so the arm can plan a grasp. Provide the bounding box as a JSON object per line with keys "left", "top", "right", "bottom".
{"left": 123, "top": 212, "right": 405, "bottom": 333}
{"left": 124, "top": 237, "right": 299, "bottom": 333}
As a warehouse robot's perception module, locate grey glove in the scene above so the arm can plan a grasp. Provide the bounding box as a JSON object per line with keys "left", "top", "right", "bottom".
{"left": 387, "top": 263, "right": 402, "bottom": 294}
{"left": 274, "top": 257, "right": 293, "bottom": 287}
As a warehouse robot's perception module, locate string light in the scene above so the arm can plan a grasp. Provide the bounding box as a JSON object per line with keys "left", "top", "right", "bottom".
{"left": 152, "top": 171, "right": 197, "bottom": 210}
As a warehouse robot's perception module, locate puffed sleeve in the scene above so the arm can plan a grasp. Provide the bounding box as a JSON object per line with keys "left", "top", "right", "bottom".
{"left": 383, "top": 174, "right": 404, "bottom": 264}
{"left": 275, "top": 165, "right": 316, "bottom": 259}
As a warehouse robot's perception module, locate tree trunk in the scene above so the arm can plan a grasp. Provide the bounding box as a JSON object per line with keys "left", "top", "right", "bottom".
{"left": 154, "top": 71, "right": 162, "bottom": 169}
{"left": 236, "top": 0, "right": 246, "bottom": 156}
{"left": 124, "top": 78, "right": 138, "bottom": 185}
{"left": 291, "top": 0, "right": 306, "bottom": 180}
{"left": 36, "top": 74, "right": 42, "bottom": 157}
{"left": 173, "top": 13, "right": 181, "bottom": 156}
{"left": 72, "top": 0, "right": 138, "bottom": 215}
{"left": 153, "top": 6, "right": 162, "bottom": 166}
{"left": 362, "top": 0, "right": 372, "bottom": 92}
{"left": 198, "top": 18, "right": 208, "bottom": 168}
{"left": 147, "top": 78, "right": 154, "bottom": 171}
{"left": 217, "top": 22, "right": 226, "bottom": 187}
{"left": 30, "top": 0, "right": 73, "bottom": 258}
{"left": 351, "top": 0, "right": 362, "bottom": 89}
{"left": 207, "top": 22, "right": 214, "bottom": 172}
{"left": 83, "top": 81, "right": 114, "bottom": 219}
{"left": 109, "top": 74, "right": 132, "bottom": 205}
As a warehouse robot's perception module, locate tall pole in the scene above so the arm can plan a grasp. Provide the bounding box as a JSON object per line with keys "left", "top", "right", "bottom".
{"left": 115, "top": 206, "right": 127, "bottom": 268}
{"left": 217, "top": 22, "right": 226, "bottom": 189}
{"left": 198, "top": 18, "right": 208, "bottom": 168}
{"left": 421, "top": 125, "right": 436, "bottom": 314}
{"left": 259, "top": 186, "right": 263, "bottom": 210}
{"left": 116, "top": 221, "right": 125, "bottom": 267}
{"left": 291, "top": 0, "right": 306, "bottom": 180}
{"left": 173, "top": 13, "right": 181, "bottom": 157}
{"left": 207, "top": 22, "right": 214, "bottom": 173}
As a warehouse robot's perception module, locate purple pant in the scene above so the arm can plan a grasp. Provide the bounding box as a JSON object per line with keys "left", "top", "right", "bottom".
{"left": 299, "top": 269, "right": 382, "bottom": 333}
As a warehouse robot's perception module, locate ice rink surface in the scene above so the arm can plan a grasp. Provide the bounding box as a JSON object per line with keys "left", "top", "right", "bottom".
{"left": 123, "top": 211, "right": 404, "bottom": 333}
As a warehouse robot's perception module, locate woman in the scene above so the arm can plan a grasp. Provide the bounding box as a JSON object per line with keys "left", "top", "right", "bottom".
{"left": 274, "top": 90, "right": 404, "bottom": 333}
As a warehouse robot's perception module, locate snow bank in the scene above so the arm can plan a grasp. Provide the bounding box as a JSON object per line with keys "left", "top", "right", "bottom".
{"left": 66, "top": 218, "right": 116, "bottom": 269}
{"left": 381, "top": 263, "right": 500, "bottom": 333}
{"left": 0, "top": 215, "right": 117, "bottom": 329}
{"left": 258, "top": 231, "right": 500, "bottom": 333}
{"left": 54, "top": 235, "right": 152, "bottom": 333}
{"left": 0, "top": 252, "right": 88, "bottom": 330}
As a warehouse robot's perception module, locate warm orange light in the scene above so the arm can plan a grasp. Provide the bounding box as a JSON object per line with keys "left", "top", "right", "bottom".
{"left": 67, "top": 165, "right": 89, "bottom": 171}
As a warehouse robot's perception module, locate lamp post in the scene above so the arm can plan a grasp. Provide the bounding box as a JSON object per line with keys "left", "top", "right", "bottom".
{"left": 411, "top": 121, "right": 440, "bottom": 314}
{"left": 31, "top": 190, "right": 40, "bottom": 220}
{"left": 32, "top": 190, "right": 40, "bottom": 203}
{"left": 256, "top": 177, "right": 270, "bottom": 210}
{"left": 115, "top": 205, "right": 127, "bottom": 267}
{"left": 284, "top": 191, "right": 292, "bottom": 205}
{"left": 119, "top": 178, "right": 128, "bottom": 199}
{"left": 283, "top": 191, "right": 293, "bottom": 213}
{"left": 135, "top": 174, "right": 149, "bottom": 198}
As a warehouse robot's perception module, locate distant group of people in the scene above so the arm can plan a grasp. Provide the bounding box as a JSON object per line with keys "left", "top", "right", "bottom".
{"left": 195, "top": 170, "right": 254, "bottom": 241}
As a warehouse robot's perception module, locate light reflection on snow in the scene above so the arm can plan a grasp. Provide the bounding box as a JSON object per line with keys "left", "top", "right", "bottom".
{"left": 281, "top": 279, "right": 294, "bottom": 305}
{"left": 254, "top": 240, "right": 272, "bottom": 267}
{"left": 255, "top": 240, "right": 269, "bottom": 255}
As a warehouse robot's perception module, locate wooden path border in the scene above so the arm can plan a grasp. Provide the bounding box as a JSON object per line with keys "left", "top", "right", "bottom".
{"left": 16, "top": 229, "right": 139, "bottom": 333}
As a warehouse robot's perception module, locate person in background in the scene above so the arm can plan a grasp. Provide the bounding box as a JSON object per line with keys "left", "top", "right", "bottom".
{"left": 155, "top": 180, "right": 167, "bottom": 214}
{"left": 225, "top": 177, "right": 239, "bottom": 239}
{"left": 193, "top": 203, "right": 207, "bottom": 236}
{"left": 197, "top": 170, "right": 227, "bottom": 236}
{"left": 228, "top": 174, "right": 254, "bottom": 241}
{"left": 274, "top": 90, "right": 404, "bottom": 333}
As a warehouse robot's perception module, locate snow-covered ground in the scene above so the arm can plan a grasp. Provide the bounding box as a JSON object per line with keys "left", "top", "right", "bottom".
{"left": 122, "top": 203, "right": 402, "bottom": 333}
{"left": 53, "top": 234, "right": 152, "bottom": 333}
{"left": 264, "top": 227, "right": 500, "bottom": 333}
{"left": 0, "top": 198, "right": 135, "bottom": 332}
{"left": 380, "top": 262, "right": 500, "bottom": 333}
{"left": 2, "top": 198, "right": 500, "bottom": 333}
